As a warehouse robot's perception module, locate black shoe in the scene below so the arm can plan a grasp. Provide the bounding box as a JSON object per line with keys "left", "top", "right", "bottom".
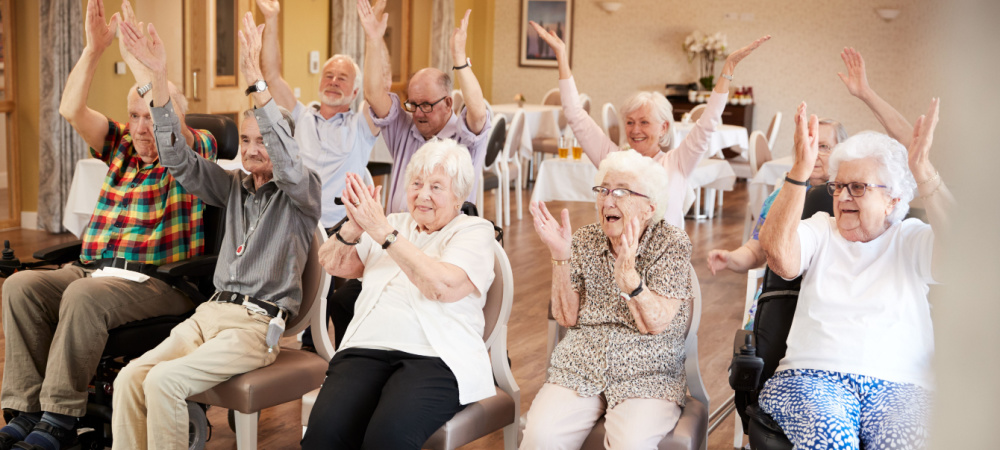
{"left": 12, "top": 422, "right": 77, "bottom": 450}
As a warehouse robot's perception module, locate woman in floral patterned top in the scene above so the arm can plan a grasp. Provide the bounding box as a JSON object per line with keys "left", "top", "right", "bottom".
{"left": 520, "top": 150, "right": 695, "bottom": 449}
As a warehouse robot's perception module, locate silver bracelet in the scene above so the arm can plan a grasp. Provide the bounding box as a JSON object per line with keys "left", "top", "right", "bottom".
{"left": 720, "top": 73, "right": 733, "bottom": 81}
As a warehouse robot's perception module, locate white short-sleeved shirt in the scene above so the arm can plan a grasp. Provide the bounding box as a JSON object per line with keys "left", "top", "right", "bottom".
{"left": 292, "top": 102, "right": 377, "bottom": 227}
{"left": 339, "top": 213, "right": 497, "bottom": 405}
{"left": 778, "top": 213, "right": 937, "bottom": 388}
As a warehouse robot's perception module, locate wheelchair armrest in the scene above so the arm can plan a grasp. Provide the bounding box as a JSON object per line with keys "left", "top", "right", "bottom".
{"left": 729, "top": 329, "right": 764, "bottom": 391}
{"left": 157, "top": 255, "right": 218, "bottom": 278}
{"left": 32, "top": 240, "right": 83, "bottom": 264}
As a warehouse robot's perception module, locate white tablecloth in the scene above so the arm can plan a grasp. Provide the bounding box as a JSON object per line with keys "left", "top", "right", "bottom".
{"left": 63, "top": 157, "right": 244, "bottom": 237}
{"left": 672, "top": 123, "right": 749, "bottom": 159}
{"left": 748, "top": 155, "right": 794, "bottom": 218}
{"left": 492, "top": 103, "right": 563, "bottom": 160}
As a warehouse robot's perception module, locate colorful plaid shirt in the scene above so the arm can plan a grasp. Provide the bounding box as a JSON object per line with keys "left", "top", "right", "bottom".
{"left": 79, "top": 119, "right": 218, "bottom": 265}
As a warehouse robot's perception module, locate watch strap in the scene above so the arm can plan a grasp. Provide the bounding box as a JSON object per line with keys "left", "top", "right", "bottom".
{"left": 381, "top": 229, "right": 399, "bottom": 249}
{"left": 452, "top": 57, "right": 471, "bottom": 71}
{"left": 629, "top": 280, "right": 644, "bottom": 298}
{"left": 137, "top": 82, "right": 153, "bottom": 98}
{"left": 784, "top": 175, "right": 809, "bottom": 187}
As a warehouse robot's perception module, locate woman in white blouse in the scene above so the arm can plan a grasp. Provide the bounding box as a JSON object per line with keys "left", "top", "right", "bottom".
{"left": 303, "top": 140, "right": 496, "bottom": 449}
{"left": 759, "top": 100, "right": 952, "bottom": 450}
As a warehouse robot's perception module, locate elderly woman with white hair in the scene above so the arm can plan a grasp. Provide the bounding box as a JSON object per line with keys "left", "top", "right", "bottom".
{"left": 522, "top": 150, "right": 695, "bottom": 448}
{"left": 529, "top": 22, "right": 769, "bottom": 226}
{"left": 759, "top": 100, "right": 952, "bottom": 450}
{"left": 304, "top": 139, "right": 497, "bottom": 449}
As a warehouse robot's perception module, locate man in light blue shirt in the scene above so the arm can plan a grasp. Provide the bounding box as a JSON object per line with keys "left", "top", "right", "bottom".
{"left": 258, "top": 0, "right": 379, "bottom": 228}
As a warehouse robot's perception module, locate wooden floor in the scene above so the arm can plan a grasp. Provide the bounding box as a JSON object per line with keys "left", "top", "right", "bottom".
{"left": 0, "top": 181, "right": 753, "bottom": 450}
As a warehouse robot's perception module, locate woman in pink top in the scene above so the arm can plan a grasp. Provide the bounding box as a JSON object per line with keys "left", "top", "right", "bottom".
{"left": 529, "top": 21, "right": 769, "bottom": 226}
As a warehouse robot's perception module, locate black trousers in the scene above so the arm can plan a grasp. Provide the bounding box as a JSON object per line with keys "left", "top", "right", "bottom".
{"left": 301, "top": 348, "right": 465, "bottom": 450}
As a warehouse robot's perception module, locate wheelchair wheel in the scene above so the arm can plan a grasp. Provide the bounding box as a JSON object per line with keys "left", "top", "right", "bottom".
{"left": 188, "top": 401, "right": 208, "bottom": 450}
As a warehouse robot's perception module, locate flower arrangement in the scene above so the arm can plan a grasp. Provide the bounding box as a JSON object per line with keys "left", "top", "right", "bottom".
{"left": 683, "top": 31, "right": 728, "bottom": 90}
{"left": 514, "top": 93, "right": 526, "bottom": 107}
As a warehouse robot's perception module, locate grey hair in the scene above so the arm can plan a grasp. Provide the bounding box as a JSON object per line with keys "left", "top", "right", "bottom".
{"left": 818, "top": 118, "right": 848, "bottom": 144}
{"left": 828, "top": 131, "right": 916, "bottom": 224}
{"left": 129, "top": 81, "right": 188, "bottom": 114}
{"left": 405, "top": 139, "right": 474, "bottom": 201}
{"left": 594, "top": 149, "right": 671, "bottom": 223}
{"left": 242, "top": 106, "right": 296, "bottom": 136}
{"left": 323, "top": 54, "right": 363, "bottom": 97}
{"left": 619, "top": 91, "right": 675, "bottom": 148}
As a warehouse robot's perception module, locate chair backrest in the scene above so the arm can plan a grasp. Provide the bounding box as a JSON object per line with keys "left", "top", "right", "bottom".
{"left": 285, "top": 225, "right": 333, "bottom": 357}
{"left": 484, "top": 115, "right": 507, "bottom": 169}
{"left": 601, "top": 102, "right": 621, "bottom": 147}
{"left": 684, "top": 263, "right": 709, "bottom": 407}
{"left": 688, "top": 104, "right": 708, "bottom": 123}
{"left": 541, "top": 87, "right": 560, "bottom": 106}
{"left": 766, "top": 112, "right": 782, "bottom": 149}
{"left": 504, "top": 110, "right": 527, "bottom": 162}
{"left": 748, "top": 131, "right": 772, "bottom": 178}
{"left": 579, "top": 93, "right": 592, "bottom": 115}
{"left": 186, "top": 113, "right": 239, "bottom": 160}
{"left": 481, "top": 240, "right": 514, "bottom": 350}
{"left": 452, "top": 89, "right": 465, "bottom": 115}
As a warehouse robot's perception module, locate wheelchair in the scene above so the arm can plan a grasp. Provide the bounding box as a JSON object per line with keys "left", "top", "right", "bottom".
{"left": 0, "top": 113, "right": 238, "bottom": 450}
{"left": 728, "top": 185, "right": 833, "bottom": 450}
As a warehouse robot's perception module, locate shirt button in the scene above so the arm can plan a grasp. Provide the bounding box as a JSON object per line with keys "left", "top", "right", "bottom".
{"left": 230, "top": 275, "right": 235, "bottom": 280}
{"left": 129, "top": 183, "right": 137, "bottom": 188}
{"left": 249, "top": 226, "right": 254, "bottom": 231}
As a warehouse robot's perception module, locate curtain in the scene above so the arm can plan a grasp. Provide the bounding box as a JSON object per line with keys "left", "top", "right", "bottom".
{"left": 430, "top": 0, "right": 454, "bottom": 74}
{"left": 37, "top": 0, "right": 86, "bottom": 233}
{"left": 330, "top": 0, "right": 365, "bottom": 110}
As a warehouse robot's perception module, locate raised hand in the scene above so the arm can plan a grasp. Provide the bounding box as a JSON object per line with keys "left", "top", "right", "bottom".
{"left": 613, "top": 216, "right": 642, "bottom": 294}
{"left": 789, "top": 102, "right": 820, "bottom": 182}
{"left": 119, "top": 21, "right": 166, "bottom": 76}
{"left": 237, "top": 12, "right": 266, "bottom": 83}
{"left": 528, "top": 20, "right": 567, "bottom": 62}
{"left": 255, "top": 0, "right": 280, "bottom": 20}
{"left": 85, "top": 0, "right": 119, "bottom": 52}
{"left": 707, "top": 249, "right": 731, "bottom": 275}
{"left": 118, "top": 0, "right": 151, "bottom": 82}
{"left": 722, "top": 35, "right": 771, "bottom": 73}
{"left": 529, "top": 201, "right": 572, "bottom": 260}
{"left": 908, "top": 98, "right": 940, "bottom": 183}
{"left": 837, "top": 47, "right": 872, "bottom": 99}
{"left": 341, "top": 172, "right": 389, "bottom": 238}
{"left": 357, "top": 0, "right": 388, "bottom": 40}
{"left": 451, "top": 9, "right": 471, "bottom": 64}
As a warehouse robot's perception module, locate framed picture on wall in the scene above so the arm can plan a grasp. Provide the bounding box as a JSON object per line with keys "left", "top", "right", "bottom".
{"left": 520, "top": 0, "right": 573, "bottom": 68}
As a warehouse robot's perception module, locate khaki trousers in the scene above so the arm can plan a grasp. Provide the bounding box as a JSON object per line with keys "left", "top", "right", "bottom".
{"left": 520, "top": 383, "right": 682, "bottom": 450}
{"left": 1, "top": 265, "right": 192, "bottom": 417}
{"left": 111, "top": 301, "right": 278, "bottom": 450}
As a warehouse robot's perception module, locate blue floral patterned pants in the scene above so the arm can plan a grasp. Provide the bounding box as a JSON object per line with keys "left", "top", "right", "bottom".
{"left": 759, "top": 369, "right": 931, "bottom": 450}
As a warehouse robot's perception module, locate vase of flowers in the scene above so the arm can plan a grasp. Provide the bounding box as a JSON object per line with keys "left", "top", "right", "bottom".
{"left": 683, "top": 31, "right": 728, "bottom": 91}
{"left": 514, "top": 93, "right": 526, "bottom": 108}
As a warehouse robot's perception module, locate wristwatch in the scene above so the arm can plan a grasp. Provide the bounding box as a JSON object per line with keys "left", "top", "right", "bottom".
{"left": 136, "top": 82, "right": 153, "bottom": 98}
{"left": 619, "top": 280, "right": 644, "bottom": 302}
{"left": 245, "top": 79, "right": 268, "bottom": 96}
{"left": 381, "top": 229, "right": 399, "bottom": 249}
{"left": 452, "top": 57, "right": 471, "bottom": 71}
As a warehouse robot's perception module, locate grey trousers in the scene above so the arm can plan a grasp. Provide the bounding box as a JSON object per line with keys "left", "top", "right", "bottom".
{"left": 1, "top": 265, "right": 192, "bottom": 417}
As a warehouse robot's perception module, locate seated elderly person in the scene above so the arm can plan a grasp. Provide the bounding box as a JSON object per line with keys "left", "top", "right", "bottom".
{"left": 520, "top": 150, "right": 695, "bottom": 448}
{"left": 528, "top": 20, "right": 768, "bottom": 226}
{"left": 110, "top": 14, "right": 321, "bottom": 449}
{"left": 301, "top": 140, "right": 497, "bottom": 449}
{"left": 759, "top": 100, "right": 951, "bottom": 449}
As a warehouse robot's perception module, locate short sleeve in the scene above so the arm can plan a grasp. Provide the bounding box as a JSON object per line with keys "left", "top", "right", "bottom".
{"left": 355, "top": 229, "right": 376, "bottom": 266}
{"left": 795, "top": 212, "right": 830, "bottom": 277}
{"left": 645, "top": 228, "right": 693, "bottom": 301}
{"left": 901, "top": 218, "right": 935, "bottom": 284}
{"left": 569, "top": 231, "right": 586, "bottom": 296}
{"left": 438, "top": 219, "right": 497, "bottom": 297}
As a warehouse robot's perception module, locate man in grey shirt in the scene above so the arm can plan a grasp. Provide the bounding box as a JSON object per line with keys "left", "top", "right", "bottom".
{"left": 109, "top": 14, "right": 321, "bottom": 449}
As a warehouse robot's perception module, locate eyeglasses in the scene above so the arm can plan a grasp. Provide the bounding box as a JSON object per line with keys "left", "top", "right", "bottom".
{"left": 592, "top": 186, "right": 649, "bottom": 200}
{"left": 826, "top": 181, "right": 888, "bottom": 198}
{"left": 818, "top": 143, "right": 834, "bottom": 154}
{"left": 403, "top": 96, "right": 448, "bottom": 113}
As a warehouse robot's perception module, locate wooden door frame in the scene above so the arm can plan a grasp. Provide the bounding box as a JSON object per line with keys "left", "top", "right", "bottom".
{"left": 0, "top": 0, "right": 21, "bottom": 230}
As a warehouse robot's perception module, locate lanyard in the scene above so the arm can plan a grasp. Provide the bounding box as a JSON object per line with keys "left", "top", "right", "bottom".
{"left": 236, "top": 191, "right": 276, "bottom": 256}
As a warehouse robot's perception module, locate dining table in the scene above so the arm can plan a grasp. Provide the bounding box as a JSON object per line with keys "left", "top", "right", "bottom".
{"left": 491, "top": 103, "right": 563, "bottom": 161}
{"left": 671, "top": 122, "right": 750, "bottom": 159}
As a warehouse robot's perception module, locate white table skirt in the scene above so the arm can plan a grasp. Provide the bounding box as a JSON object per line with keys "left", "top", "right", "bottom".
{"left": 672, "top": 123, "right": 749, "bottom": 159}
{"left": 492, "top": 103, "right": 563, "bottom": 160}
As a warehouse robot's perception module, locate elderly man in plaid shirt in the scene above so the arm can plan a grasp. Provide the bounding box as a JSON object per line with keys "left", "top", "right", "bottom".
{"left": 0, "top": 2, "right": 216, "bottom": 449}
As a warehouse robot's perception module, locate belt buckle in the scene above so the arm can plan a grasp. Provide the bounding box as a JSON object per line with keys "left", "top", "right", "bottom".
{"left": 242, "top": 298, "right": 269, "bottom": 316}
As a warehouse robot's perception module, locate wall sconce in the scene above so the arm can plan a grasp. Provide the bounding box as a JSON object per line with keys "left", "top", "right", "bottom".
{"left": 875, "top": 8, "right": 901, "bottom": 22}
{"left": 597, "top": 2, "right": 623, "bottom": 14}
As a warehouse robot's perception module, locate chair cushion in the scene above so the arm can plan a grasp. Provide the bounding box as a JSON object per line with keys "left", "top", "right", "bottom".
{"left": 580, "top": 395, "right": 707, "bottom": 450}
{"left": 188, "top": 348, "right": 328, "bottom": 414}
{"left": 423, "top": 387, "right": 515, "bottom": 450}
{"left": 531, "top": 137, "right": 559, "bottom": 155}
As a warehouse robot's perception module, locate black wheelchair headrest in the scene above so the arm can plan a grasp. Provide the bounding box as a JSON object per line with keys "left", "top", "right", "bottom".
{"left": 185, "top": 113, "right": 239, "bottom": 160}
{"left": 802, "top": 184, "right": 834, "bottom": 219}
{"left": 484, "top": 115, "right": 507, "bottom": 167}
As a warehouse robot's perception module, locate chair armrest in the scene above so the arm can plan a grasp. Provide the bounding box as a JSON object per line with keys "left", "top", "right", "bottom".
{"left": 32, "top": 240, "right": 83, "bottom": 264}
{"left": 157, "top": 255, "right": 218, "bottom": 278}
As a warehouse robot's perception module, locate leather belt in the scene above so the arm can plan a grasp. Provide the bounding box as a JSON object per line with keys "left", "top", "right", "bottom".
{"left": 210, "top": 291, "right": 284, "bottom": 319}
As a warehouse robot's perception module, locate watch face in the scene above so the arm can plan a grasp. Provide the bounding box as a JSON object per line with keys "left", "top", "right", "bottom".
{"left": 255, "top": 80, "right": 267, "bottom": 91}
{"left": 386, "top": 233, "right": 397, "bottom": 243}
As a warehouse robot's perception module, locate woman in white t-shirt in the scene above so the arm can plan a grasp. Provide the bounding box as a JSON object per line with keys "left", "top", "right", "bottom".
{"left": 303, "top": 140, "right": 496, "bottom": 449}
{"left": 759, "top": 100, "right": 952, "bottom": 450}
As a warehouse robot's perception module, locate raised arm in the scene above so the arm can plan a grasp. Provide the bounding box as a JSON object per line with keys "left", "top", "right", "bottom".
{"left": 907, "top": 98, "right": 952, "bottom": 280}
{"left": 358, "top": 0, "right": 392, "bottom": 118}
{"left": 528, "top": 20, "right": 572, "bottom": 80}
{"left": 761, "top": 102, "right": 818, "bottom": 279}
{"left": 59, "top": 0, "right": 119, "bottom": 151}
{"left": 838, "top": 47, "right": 913, "bottom": 146}
{"left": 452, "top": 9, "right": 487, "bottom": 134}
{"left": 254, "top": 0, "right": 296, "bottom": 111}
{"left": 530, "top": 200, "right": 579, "bottom": 327}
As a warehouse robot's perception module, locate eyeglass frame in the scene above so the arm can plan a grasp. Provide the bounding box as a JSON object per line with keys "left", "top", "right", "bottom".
{"left": 826, "top": 181, "right": 888, "bottom": 198}
{"left": 403, "top": 95, "right": 449, "bottom": 113}
{"left": 591, "top": 186, "right": 650, "bottom": 200}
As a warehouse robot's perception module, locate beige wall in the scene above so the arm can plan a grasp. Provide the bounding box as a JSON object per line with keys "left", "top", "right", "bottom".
{"left": 279, "top": 0, "right": 330, "bottom": 105}
{"left": 491, "top": 0, "right": 938, "bottom": 155}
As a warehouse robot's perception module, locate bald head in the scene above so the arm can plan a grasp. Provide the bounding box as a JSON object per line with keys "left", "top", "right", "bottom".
{"left": 409, "top": 68, "right": 452, "bottom": 98}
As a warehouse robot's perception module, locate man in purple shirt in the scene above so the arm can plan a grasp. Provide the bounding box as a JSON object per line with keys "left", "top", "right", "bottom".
{"left": 358, "top": 0, "right": 491, "bottom": 214}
